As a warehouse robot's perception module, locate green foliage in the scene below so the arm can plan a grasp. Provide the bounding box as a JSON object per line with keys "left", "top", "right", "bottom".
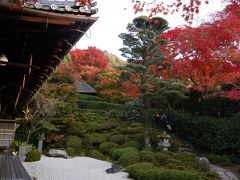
{"left": 78, "top": 94, "right": 100, "bottom": 101}
{"left": 66, "top": 148, "right": 75, "bottom": 157}
{"left": 78, "top": 100, "right": 122, "bottom": 111}
{"left": 118, "top": 150, "right": 140, "bottom": 167}
{"left": 125, "top": 162, "right": 156, "bottom": 180}
{"left": 206, "top": 154, "right": 232, "bottom": 166}
{"left": 26, "top": 149, "right": 41, "bottom": 162}
{"left": 173, "top": 152, "right": 196, "bottom": 166}
{"left": 99, "top": 142, "right": 119, "bottom": 155}
{"left": 64, "top": 136, "right": 82, "bottom": 149}
{"left": 139, "top": 150, "right": 157, "bottom": 164}
{"left": 86, "top": 133, "right": 108, "bottom": 146}
{"left": 126, "top": 163, "right": 201, "bottom": 180}
{"left": 48, "top": 73, "right": 74, "bottom": 84}
{"left": 66, "top": 121, "right": 86, "bottom": 137}
{"left": 122, "top": 140, "right": 141, "bottom": 150}
{"left": 112, "top": 147, "right": 138, "bottom": 160}
{"left": 87, "top": 150, "right": 105, "bottom": 160}
{"left": 108, "top": 134, "right": 127, "bottom": 145}
{"left": 169, "top": 111, "right": 240, "bottom": 157}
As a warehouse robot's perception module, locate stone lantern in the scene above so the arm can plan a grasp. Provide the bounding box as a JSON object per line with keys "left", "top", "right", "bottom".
{"left": 157, "top": 131, "right": 171, "bottom": 151}
{"left": 37, "top": 132, "right": 46, "bottom": 153}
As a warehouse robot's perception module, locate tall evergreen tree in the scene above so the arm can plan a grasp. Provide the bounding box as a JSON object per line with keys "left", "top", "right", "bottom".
{"left": 119, "top": 16, "right": 169, "bottom": 148}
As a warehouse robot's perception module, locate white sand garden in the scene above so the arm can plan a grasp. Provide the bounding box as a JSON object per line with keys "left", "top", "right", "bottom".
{"left": 23, "top": 155, "right": 130, "bottom": 180}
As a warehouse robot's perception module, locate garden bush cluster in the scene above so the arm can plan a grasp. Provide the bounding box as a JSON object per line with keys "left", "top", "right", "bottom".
{"left": 168, "top": 111, "right": 240, "bottom": 159}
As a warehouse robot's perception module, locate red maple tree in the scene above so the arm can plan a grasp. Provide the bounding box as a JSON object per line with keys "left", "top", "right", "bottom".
{"left": 160, "top": 3, "right": 240, "bottom": 94}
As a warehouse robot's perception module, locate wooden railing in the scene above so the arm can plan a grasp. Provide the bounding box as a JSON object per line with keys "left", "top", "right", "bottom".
{"left": 0, "top": 119, "right": 18, "bottom": 150}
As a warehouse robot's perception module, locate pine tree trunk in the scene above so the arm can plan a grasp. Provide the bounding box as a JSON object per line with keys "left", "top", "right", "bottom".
{"left": 144, "top": 107, "right": 151, "bottom": 148}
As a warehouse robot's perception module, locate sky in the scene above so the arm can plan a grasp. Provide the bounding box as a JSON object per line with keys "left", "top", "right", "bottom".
{"left": 76, "top": 0, "right": 226, "bottom": 59}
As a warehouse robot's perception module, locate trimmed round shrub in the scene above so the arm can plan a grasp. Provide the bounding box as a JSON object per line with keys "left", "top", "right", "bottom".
{"left": 128, "top": 133, "right": 144, "bottom": 144}
{"left": 127, "top": 127, "right": 144, "bottom": 134}
{"left": 122, "top": 140, "right": 141, "bottom": 150}
{"left": 154, "top": 152, "right": 172, "bottom": 166}
{"left": 173, "top": 152, "right": 196, "bottom": 167}
{"left": 64, "top": 136, "right": 82, "bottom": 149}
{"left": 86, "top": 133, "right": 108, "bottom": 146}
{"left": 118, "top": 150, "right": 140, "bottom": 167}
{"left": 86, "top": 150, "right": 105, "bottom": 160}
{"left": 99, "top": 142, "right": 119, "bottom": 155}
{"left": 66, "top": 148, "right": 75, "bottom": 157}
{"left": 112, "top": 147, "right": 138, "bottom": 160}
{"left": 108, "top": 135, "right": 127, "bottom": 145}
{"left": 165, "top": 159, "right": 186, "bottom": 170}
{"left": 66, "top": 121, "right": 86, "bottom": 137}
{"left": 126, "top": 162, "right": 157, "bottom": 180}
{"left": 26, "top": 149, "right": 41, "bottom": 162}
{"left": 139, "top": 150, "right": 157, "bottom": 164}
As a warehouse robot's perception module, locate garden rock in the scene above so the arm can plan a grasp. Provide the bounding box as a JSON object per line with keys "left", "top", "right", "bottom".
{"left": 48, "top": 149, "right": 68, "bottom": 158}
{"left": 18, "top": 145, "right": 32, "bottom": 162}
{"left": 106, "top": 164, "right": 122, "bottom": 174}
{"left": 197, "top": 157, "right": 210, "bottom": 171}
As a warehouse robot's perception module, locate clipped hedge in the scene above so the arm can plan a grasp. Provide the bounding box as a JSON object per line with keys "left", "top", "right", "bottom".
{"left": 85, "top": 133, "right": 108, "bottom": 146}
{"left": 78, "top": 100, "right": 122, "bottom": 111}
{"left": 118, "top": 150, "right": 140, "bottom": 167}
{"left": 66, "top": 148, "right": 75, "bottom": 157}
{"left": 86, "top": 150, "right": 105, "bottom": 160}
{"left": 122, "top": 140, "right": 141, "bottom": 150}
{"left": 26, "top": 149, "right": 41, "bottom": 162}
{"left": 112, "top": 147, "right": 138, "bottom": 160}
{"left": 169, "top": 111, "right": 240, "bottom": 157}
{"left": 64, "top": 136, "right": 82, "bottom": 149}
{"left": 108, "top": 134, "right": 127, "bottom": 145}
{"left": 99, "top": 142, "right": 119, "bottom": 155}
{"left": 126, "top": 163, "right": 201, "bottom": 180}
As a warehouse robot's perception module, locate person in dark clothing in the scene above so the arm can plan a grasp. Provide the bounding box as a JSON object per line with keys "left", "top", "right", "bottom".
{"left": 160, "top": 114, "right": 172, "bottom": 132}
{"left": 153, "top": 112, "right": 161, "bottom": 126}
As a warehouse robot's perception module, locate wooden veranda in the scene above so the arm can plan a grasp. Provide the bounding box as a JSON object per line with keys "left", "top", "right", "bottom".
{"left": 0, "top": 2, "right": 98, "bottom": 179}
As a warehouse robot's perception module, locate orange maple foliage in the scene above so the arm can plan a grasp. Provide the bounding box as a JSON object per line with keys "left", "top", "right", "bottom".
{"left": 160, "top": 3, "right": 240, "bottom": 91}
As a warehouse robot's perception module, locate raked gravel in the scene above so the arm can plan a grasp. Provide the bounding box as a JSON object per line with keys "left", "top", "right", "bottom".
{"left": 23, "top": 155, "right": 130, "bottom": 180}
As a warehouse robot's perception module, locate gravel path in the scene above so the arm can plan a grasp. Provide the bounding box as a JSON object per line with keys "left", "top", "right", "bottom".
{"left": 23, "top": 156, "right": 130, "bottom": 180}
{"left": 210, "top": 164, "right": 239, "bottom": 180}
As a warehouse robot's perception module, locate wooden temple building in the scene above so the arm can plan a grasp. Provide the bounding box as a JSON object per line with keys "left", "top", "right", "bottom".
{"left": 0, "top": 1, "right": 98, "bottom": 179}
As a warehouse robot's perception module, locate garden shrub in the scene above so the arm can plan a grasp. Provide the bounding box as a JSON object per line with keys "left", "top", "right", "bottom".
{"left": 66, "top": 148, "right": 75, "bottom": 157}
{"left": 78, "top": 100, "right": 122, "bottom": 111}
{"left": 118, "top": 150, "right": 140, "bottom": 167}
{"left": 99, "top": 142, "right": 119, "bottom": 155}
{"left": 169, "top": 111, "right": 240, "bottom": 157}
{"left": 173, "top": 152, "right": 196, "bottom": 166}
{"left": 78, "top": 94, "right": 99, "bottom": 101}
{"left": 125, "top": 162, "right": 156, "bottom": 180}
{"left": 154, "top": 152, "right": 172, "bottom": 166}
{"left": 165, "top": 159, "right": 186, "bottom": 170}
{"left": 128, "top": 133, "right": 144, "bottom": 144}
{"left": 64, "top": 136, "right": 82, "bottom": 149}
{"left": 86, "top": 150, "right": 105, "bottom": 160}
{"left": 112, "top": 147, "right": 138, "bottom": 160}
{"left": 127, "top": 127, "right": 144, "bottom": 134}
{"left": 86, "top": 133, "right": 108, "bottom": 146}
{"left": 122, "top": 140, "right": 141, "bottom": 150}
{"left": 139, "top": 150, "right": 157, "bottom": 164}
{"left": 26, "top": 149, "right": 41, "bottom": 162}
{"left": 108, "top": 134, "right": 127, "bottom": 145}
{"left": 79, "top": 112, "right": 107, "bottom": 123}
{"left": 206, "top": 154, "right": 232, "bottom": 165}
{"left": 66, "top": 121, "right": 86, "bottom": 137}
{"left": 127, "top": 163, "right": 201, "bottom": 180}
